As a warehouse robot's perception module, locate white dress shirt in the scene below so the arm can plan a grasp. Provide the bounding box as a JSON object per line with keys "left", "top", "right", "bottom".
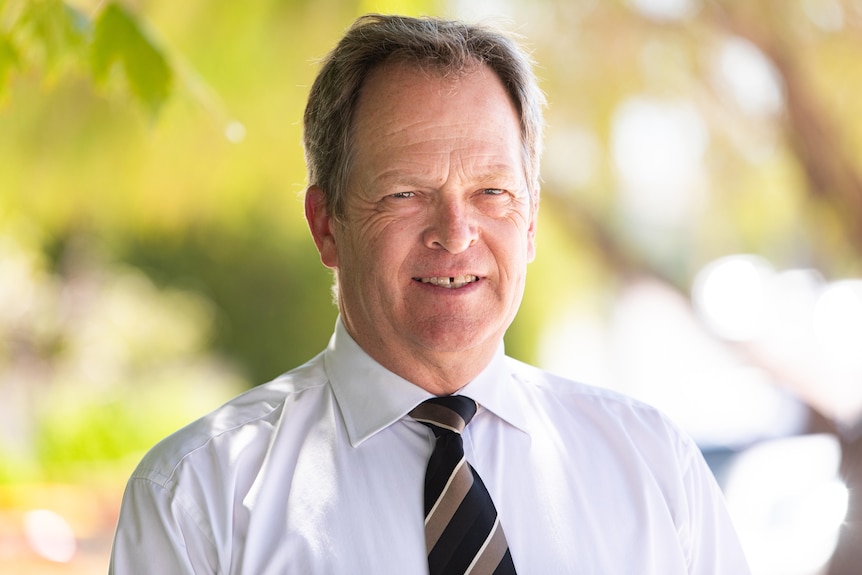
{"left": 110, "top": 318, "right": 750, "bottom": 574}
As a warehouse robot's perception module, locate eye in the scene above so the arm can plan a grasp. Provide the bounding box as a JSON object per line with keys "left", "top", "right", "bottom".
{"left": 389, "top": 191, "right": 416, "bottom": 199}
{"left": 482, "top": 188, "right": 504, "bottom": 196}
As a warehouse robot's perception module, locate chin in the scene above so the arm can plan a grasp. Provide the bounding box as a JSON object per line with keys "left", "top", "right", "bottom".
{"left": 412, "top": 316, "right": 500, "bottom": 353}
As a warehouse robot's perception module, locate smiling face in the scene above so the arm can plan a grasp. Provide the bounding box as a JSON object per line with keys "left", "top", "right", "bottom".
{"left": 306, "top": 61, "right": 537, "bottom": 393}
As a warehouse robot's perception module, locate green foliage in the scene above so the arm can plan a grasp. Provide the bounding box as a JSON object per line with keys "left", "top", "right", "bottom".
{"left": 0, "top": 31, "right": 19, "bottom": 92}
{"left": 91, "top": 3, "right": 171, "bottom": 115}
{"left": 0, "top": 0, "right": 172, "bottom": 112}
{"left": 0, "top": 224, "right": 244, "bottom": 481}
{"left": 119, "top": 215, "right": 338, "bottom": 386}
{"left": 10, "top": 0, "right": 88, "bottom": 71}
{"left": 33, "top": 374, "right": 237, "bottom": 480}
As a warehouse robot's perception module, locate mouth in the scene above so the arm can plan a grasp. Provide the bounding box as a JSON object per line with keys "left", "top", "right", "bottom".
{"left": 416, "top": 275, "right": 479, "bottom": 289}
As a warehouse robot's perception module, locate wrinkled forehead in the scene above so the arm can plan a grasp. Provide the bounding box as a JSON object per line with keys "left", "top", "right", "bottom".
{"left": 353, "top": 62, "right": 521, "bottom": 148}
{"left": 360, "top": 56, "right": 519, "bottom": 116}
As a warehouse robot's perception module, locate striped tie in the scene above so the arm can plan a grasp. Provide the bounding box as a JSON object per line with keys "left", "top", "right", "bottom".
{"left": 410, "top": 396, "right": 516, "bottom": 575}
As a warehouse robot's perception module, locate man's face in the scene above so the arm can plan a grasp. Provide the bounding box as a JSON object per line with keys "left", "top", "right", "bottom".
{"left": 308, "top": 61, "right": 536, "bottom": 381}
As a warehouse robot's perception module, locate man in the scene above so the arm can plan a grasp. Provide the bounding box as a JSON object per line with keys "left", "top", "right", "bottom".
{"left": 110, "top": 14, "right": 750, "bottom": 574}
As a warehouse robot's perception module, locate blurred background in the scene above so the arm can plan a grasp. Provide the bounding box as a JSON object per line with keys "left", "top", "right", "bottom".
{"left": 1, "top": 0, "right": 860, "bottom": 573}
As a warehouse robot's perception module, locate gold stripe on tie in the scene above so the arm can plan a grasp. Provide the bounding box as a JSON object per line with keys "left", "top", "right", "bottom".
{"left": 425, "top": 457, "right": 474, "bottom": 550}
{"left": 465, "top": 516, "right": 509, "bottom": 575}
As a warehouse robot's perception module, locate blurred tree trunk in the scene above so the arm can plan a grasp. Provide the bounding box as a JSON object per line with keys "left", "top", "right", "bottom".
{"left": 709, "top": 0, "right": 862, "bottom": 260}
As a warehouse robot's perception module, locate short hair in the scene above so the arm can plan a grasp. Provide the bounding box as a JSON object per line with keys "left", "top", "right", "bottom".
{"left": 303, "top": 13, "right": 545, "bottom": 221}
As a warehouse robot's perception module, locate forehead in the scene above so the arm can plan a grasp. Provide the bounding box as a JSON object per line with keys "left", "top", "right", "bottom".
{"left": 355, "top": 60, "right": 517, "bottom": 125}
{"left": 350, "top": 62, "right": 524, "bottom": 177}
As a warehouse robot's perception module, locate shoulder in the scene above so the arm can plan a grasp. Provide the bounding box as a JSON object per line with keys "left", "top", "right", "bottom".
{"left": 130, "top": 352, "right": 329, "bottom": 488}
{"left": 507, "top": 355, "right": 655, "bottom": 411}
{"left": 505, "top": 356, "right": 696, "bottom": 455}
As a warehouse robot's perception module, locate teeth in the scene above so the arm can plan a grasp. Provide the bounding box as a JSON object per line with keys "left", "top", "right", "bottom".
{"left": 420, "top": 275, "right": 478, "bottom": 289}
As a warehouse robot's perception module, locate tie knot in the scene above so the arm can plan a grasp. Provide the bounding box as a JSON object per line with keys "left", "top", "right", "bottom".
{"left": 409, "top": 395, "right": 478, "bottom": 436}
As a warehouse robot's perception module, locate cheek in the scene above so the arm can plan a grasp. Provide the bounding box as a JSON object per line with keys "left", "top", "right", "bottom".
{"left": 342, "top": 231, "right": 406, "bottom": 285}
{"left": 487, "top": 220, "right": 534, "bottom": 261}
{"left": 363, "top": 220, "right": 418, "bottom": 259}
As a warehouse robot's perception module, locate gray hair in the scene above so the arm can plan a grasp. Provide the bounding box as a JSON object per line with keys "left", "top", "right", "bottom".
{"left": 303, "top": 13, "right": 545, "bottom": 221}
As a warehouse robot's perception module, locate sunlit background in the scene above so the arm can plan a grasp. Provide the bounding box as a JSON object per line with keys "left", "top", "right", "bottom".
{"left": 2, "top": 0, "right": 861, "bottom": 573}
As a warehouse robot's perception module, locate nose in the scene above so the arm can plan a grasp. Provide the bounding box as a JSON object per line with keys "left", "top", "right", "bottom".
{"left": 423, "top": 198, "right": 478, "bottom": 253}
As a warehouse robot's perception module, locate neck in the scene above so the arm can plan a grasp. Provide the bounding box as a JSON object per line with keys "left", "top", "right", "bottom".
{"left": 383, "top": 348, "right": 496, "bottom": 396}
{"left": 346, "top": 328, "right": 498, "bottom": 396}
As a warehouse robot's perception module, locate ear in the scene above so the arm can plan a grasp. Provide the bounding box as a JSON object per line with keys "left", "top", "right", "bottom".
{"left": 305, "top": 186, "right": 338, "bottom": 269}
{"left": 526, "top": 193, "right": 539, "bottom": 263}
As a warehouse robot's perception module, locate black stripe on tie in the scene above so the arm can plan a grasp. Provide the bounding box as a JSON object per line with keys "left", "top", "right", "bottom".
{"left": 428, "top": 468, "right": 498, "bottom": 574}
{"left": 424, "top": 434, "right": 464, "bottom": 512}
{"left": 493, "top": 549, "right": 516, "bottom": 575}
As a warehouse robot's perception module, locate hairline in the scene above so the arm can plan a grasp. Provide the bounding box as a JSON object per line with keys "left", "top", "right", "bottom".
{"left": 304, "top": 15, "right": 545, "bottom": 223}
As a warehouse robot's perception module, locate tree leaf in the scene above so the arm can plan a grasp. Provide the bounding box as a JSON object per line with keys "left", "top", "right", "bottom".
{"left": 11, "top": 0, "right": 90, "bottom": 76}
{"left": 0, "top": 32, "right": 18, "bottom": 95}
{"left": 91, "top": 2, "right": 172, "bottom": 115}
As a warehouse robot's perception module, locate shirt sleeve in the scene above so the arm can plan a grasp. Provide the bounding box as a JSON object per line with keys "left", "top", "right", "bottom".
{"left": 109, "top": 476, "right": 219, "bottom": 574}
{"left": 679, "top": 444, "right": 752, "bottom": 575}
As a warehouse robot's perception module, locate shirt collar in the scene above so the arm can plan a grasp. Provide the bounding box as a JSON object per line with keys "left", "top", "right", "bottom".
{"left": 324, "top": 317, "right": 530, "bottom": 447}
{"left": 458, "top": 346, "right": 530, "bottom": 436}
